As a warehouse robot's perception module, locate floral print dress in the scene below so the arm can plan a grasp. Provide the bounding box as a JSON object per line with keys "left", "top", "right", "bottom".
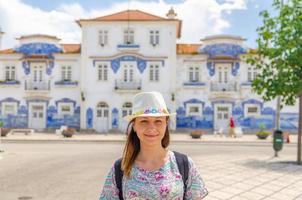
{"left": 100, "top": 151, "right": 208, "bottom": 200}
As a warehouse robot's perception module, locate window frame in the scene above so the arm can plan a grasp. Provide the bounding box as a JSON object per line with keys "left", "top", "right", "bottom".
{"left": 247, "top": 66, "right": 258, "bottom": 82}
{"left": 2, "top": 102, "right": 17, "bottom": 116}
{"left": 187, "top": 65, "right": 201, "bottom": 82}
{"left": 99, "top": 30, "right": 108, "bottom": 46}
{"left": 5, "top": 65, "right": 16, "bottom": 81}
{"left": 186, "top": 103, "right": 203, "bottom": 117}
{"left": 61, "top": 65, "right": 72, "bottom": 81}
{"left": 98, "top": 63, "right": 109, "bottom": 81}
{"left": 58, "top": 102, "right": 74, "bottom": 116}
{"left": 244, "top": 103, "right": 260, "bottom": 117}
{"left": 149, "top": 63, "right": 160, "bottom": 82}
{"left": 149, "top": 30, "right": 160, "bottom": 46}
{"left": 123, "top": 28, "right": 135, "bottom": 44}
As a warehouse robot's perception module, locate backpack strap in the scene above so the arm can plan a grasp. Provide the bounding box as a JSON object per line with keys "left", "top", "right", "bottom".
{"left": 173, "top": 151, "right": 189, "bottom": 200}
{"left": 114, "top": 158, "right": 124, "bottom": 200}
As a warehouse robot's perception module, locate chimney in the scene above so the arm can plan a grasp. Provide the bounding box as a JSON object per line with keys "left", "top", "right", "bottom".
{"left": 166, "top": 7, "right": 177, "bottom": 19}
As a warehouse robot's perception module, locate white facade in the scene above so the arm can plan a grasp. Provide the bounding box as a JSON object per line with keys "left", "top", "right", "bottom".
{"left": 0, "top": 10, "right": 298, "bottom": 133}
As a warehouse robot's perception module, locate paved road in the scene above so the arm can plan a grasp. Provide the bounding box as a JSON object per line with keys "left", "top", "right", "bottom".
{"left": 0, "top": 142, "right": 301, "bottom": 200}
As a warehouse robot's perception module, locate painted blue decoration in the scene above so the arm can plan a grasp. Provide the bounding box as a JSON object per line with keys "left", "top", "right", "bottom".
{"left": 75, "top": 106, "right": 80, "bottom": 114}
{"left": 0, "top": 80, "right": 20, "bottom": 85}
{"left": 54, "top": 80, "right": 78, "bottom": 86}
{"left": 200, "top": 43, "right": 246, "bottom": 59}
{"left": 261, "top": 107, "right": 275, "bottom": 115}
{"left": 46, "top": 60, "right": 55, "bottom": 75}
{"left": 233, "top": 107, "right": 243, "bottom": 115}
{"left": 14, "top": 42, "right": 62, "bottom": 57}
{"left": 117, "top": 44, "right": 140, "bottom": 48}
{"left": 176, "top": 107, "right": 185, "bottom": 115}
{"left": 207, "top": 62, "right": 215, "bottom": 76}
{"left": 184, "top": 99, "right": 205, "bottom": 108}
{"left": 47, "top": 106, "right": 57, "bottom": 114}
{"left": 211, "top": 100, "right": 235, "bottom": 108}
{"left": 242, "top": 99, "right": 263, "bottom": 109}
{"left": 112, "top": 108, "right": 119, "bottom": 129}
{"left": 203, "top": 106, "right": 213, "bottom": 115}
{"left": 86, "top": 108, "right": 93, "bottom": 129}
{"left": 231, "top": 62, "right": 240, "bottom": 76}
{"left": 55, "top": 98, "right": 76, "bottom": 107}
{"left": 18, "top": 105, "right": 28, "bottom": 115}
{"left": 93, "top": 54, "right": 165, "bottom": 74}
{"left": 22, "top": 61, "right": 30, "bottom": 75}
{"left": 183, "top": 82, "right": 206, "bottom": 86}
{"left": 0, "top": 97, "right": 20, "bottom": 105}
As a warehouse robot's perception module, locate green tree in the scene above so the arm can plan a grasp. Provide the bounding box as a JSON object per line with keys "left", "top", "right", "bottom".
{"left": 246, "top": 0, "right": 302, "bottom": 164}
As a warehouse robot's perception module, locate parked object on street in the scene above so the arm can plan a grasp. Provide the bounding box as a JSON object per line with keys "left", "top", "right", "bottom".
{"left": 273, "top": 129, "right": 283, "bottom": 157}
{"left": 62, "top": 128, "right": 76, "bottom": 138}
{"left": 55, "top": 126, "right": 68, "bottom": 135}
{"left": 0, "top": 128, "right": 10, "bottom": 137}
{"left": 256, "top": 123, "right": 270, "bottom": 139}
{"left": 283, "top": 132, "right": 290, "bottom": 143}
{"left": 9, "top": 129, "right": 34, "bottom": 135}
{"left": 190, "top": 129, "right": 203, "bottom": 139}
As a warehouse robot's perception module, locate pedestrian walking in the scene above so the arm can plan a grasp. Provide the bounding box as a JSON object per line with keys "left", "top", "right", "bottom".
{"left": 229, "top": 116, "right": 236, "bottom": 138}
{"left": 99, "top": 91, "right": 208, "bottom": 199}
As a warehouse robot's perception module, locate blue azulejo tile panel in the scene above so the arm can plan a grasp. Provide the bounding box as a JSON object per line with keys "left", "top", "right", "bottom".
{"left": 176, "top": 106, "right": 213, "bottom": 129}
{"left": 111, "top": 108, "right": 119, "bottom": 129}
{"left": 46, "top": 105, "right": 80, "bottom": 129}
{"left": 86, "top": 108, "right": 93, "bottom": 129}
{"left": 280, "top": 113, "right": 298, "bottom": 130}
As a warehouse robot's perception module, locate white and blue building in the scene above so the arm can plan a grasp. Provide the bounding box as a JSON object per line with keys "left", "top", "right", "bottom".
{"left": 0, "top": 9, "right": 298, "bottom": 133}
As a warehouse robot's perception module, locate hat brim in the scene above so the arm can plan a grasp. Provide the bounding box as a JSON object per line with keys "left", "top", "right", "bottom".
{"left": 123, "top": 113, "right": 176, "bottom": 122}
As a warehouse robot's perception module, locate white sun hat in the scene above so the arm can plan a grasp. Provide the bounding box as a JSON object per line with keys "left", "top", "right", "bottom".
{"left": 124, "top": 91, "right": 176, "bottom": 121}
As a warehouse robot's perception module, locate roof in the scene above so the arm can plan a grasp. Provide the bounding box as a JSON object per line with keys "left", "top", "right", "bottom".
{"left": 77, "top": 9, "right": 182, "bottom": 38}
{"left": 201, "top": 34, "right": 246, "bottom": 41}
{"left": 16, "top": 34, "right": 61, "bottom": 41}
{"left": 61, "top": 44, "right": 81, "bottom": 53}
{"left": 177, "top": 44, "right": 201, "bottom": 54}
{"left": 0, "top": 43, "right": 81, "bottom": 54}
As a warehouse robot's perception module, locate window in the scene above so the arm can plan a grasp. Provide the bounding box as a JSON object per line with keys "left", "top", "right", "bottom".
{"left": 2, "top": 102, "right": 17, "bottom": 116}
{"left": 97, "top": 102, "right": 109, "bottom": 118}
{"left": 99, "top": 30, "right": 108, "bottom": 46}
{"left": 150, "top": 30, "right": 159, "bottom": 46}
{"left": 61, "top": 66, "right": 72, "bottom": 81}
{"left": 245, "top": 104, "right": 260, "bottom": 117}
{"left": 247, "top": 66, "right": 257, "bottom": 82}
{"left": 58, "top": 103, "right": 74, "bottom": 116}
{"left": 122, "top": 102, "right": 132, "bottom": 117}
{"left": 5, "top": 66, "right": 16, "bottom": 81}
{"left": 186, "top": 103, "right": 202, "bottom": 116}
{"left": 124, "top": 28, "right": 134, "bottom": 44}
{"left": 98, "top": 64, "right": 108, "bottom": 81}
{"left": 188, "top": 66, "right": 200, "bottom": 82}
{"left": 149, "top": 64, "right": 159, "bottom": 81}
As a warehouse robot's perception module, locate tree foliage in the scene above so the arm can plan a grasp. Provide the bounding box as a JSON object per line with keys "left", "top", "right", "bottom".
{"left": 246, "top": 0, "right": 302, "bottom": 106}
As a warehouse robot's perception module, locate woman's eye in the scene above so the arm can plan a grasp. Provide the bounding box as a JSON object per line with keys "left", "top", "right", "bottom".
{"left": 140, "top": 120, "right": 147, "bottom": 124}
{"left": 155, "top": 120, "right": 163, "bottom": 124}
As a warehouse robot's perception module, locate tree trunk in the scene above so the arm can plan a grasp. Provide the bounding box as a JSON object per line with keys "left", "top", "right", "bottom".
{"left": 298, "top": 93, "right": 302, "bottom": 164}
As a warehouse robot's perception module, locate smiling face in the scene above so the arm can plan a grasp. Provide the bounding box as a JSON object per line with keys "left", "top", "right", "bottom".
{"left": 133, "top": 116, "right": 168, "bottom": 147}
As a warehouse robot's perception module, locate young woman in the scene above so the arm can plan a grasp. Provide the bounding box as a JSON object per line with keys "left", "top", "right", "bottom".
{"left": 100, "top": 91, "right": 208, "bottom": 199}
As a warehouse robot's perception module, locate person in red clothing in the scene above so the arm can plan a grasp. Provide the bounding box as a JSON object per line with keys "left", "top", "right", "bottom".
{"left": 229, "top": 116, "right": 236, "bottom": 138}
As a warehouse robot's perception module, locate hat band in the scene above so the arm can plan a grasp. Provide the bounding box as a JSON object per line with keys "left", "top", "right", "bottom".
{"left": 134, "top": 107, "right": 169, "bottom": 116}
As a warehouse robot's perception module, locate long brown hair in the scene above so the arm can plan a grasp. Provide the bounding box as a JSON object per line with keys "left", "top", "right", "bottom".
{"left": 121, "top": 118, "right": 170, "bottom": 177}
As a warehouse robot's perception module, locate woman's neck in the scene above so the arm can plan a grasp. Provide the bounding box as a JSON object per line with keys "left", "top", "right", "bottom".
{"left": 137, "top": 145, "right": 168, "bottom": 162}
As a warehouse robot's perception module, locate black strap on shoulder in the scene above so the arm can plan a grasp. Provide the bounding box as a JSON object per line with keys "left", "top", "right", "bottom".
{"left": 173, "top": 151, "right": 189, "bottom": 200}
{"left": 114, "top": 153, "right": 189, "bottom": 200}
{"left": 114, "top": 158, "right": 124, "bottom": 200}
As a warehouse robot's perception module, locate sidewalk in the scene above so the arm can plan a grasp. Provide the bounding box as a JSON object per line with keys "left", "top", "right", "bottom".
{"left": 0, "top": 132, "right": 298, "bottom": 144}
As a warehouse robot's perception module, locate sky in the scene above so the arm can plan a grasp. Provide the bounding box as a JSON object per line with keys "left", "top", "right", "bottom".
{"left": 0, "top": 0, "right": 274, "bottom": 49}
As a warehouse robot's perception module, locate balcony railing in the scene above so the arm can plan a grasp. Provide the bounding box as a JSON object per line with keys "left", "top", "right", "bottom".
{"left": 210, "top": 81, "right": 237, "bottom": 92}
{"left": 54, "top": 80, "right": 78, "bottom": 86}
{"left": 115, "top": 79, "right": 141, "bottom": 90}
{"left": 25, "top": 80, "right": 51, "bottom": 91}
{"left": 0, "top": 80, "right": 20, "bottom": 85}
{"left": 117, "top": 44, "right": 140, "bottom": 51}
